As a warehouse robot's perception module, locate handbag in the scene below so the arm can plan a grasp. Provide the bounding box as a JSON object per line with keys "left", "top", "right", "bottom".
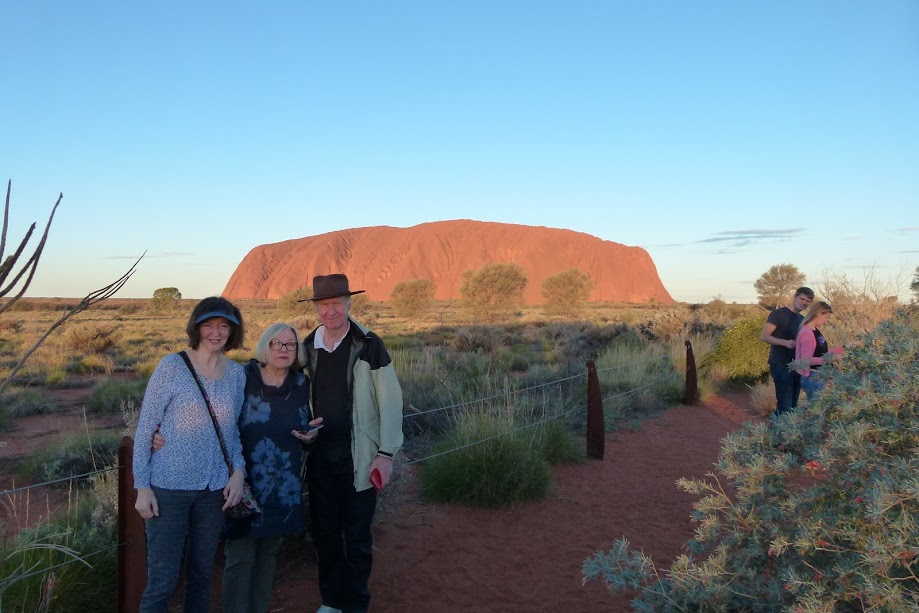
{"left": 179, "top": 351, "right": 262, "bottom": 519}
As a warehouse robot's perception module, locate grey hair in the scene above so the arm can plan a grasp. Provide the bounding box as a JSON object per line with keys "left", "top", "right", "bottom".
{"left": 254, "top": 322, "right": 305, "bottom": 368}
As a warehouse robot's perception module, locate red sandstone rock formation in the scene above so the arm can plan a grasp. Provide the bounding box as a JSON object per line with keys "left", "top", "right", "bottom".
{"left": 222, "top": 220, "right": 673, "bottom": 304}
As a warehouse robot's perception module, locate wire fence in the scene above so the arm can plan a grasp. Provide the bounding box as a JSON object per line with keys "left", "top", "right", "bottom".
{"left": 402, "top": 356, "right": 679, "bottom": 466}
{"left": 0, "top": 465, "right": 121, "bottom": 497}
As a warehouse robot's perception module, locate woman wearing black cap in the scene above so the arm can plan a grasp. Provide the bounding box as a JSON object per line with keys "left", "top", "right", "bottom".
{"left": 133, "top": 296, "right": 248, "bottom": 613}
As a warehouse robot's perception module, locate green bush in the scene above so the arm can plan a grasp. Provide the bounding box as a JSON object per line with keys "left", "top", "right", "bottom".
{"left": 87, "top": 378, "right": 147, "bottom": 414}
{"left": 391, "top": 278, "right": 436, "bottom": 318}
{"left": 21, "top": 430, "right": 122, "bottom": 485}
{"left": 421, "top": 410, "right": 551, "bottom": 507}
{"left": 276, "top": 286, "right": 312, "bottom": 317}
{"left": 535, "top": 420, "right": 584, "bottom": 465}
{"left": 2, "top": 388, "right": 57, "bottom": 417}
{"left": 701, "top": 313, "right": 769, "bottom": 381}
{"left": 0, "top": 480, "right": 117, "bottom": 610}
{"left": 585, "top": 310, "right": 919, "bottom": 611}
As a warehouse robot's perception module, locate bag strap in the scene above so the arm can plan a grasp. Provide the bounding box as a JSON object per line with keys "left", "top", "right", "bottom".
{"left": 178, "top": 351, "right": 233, "bottom": 473}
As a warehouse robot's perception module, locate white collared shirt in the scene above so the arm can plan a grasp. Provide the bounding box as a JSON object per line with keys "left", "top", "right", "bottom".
{"left": 314, "top": 322, "right": 351, "bottom": 353}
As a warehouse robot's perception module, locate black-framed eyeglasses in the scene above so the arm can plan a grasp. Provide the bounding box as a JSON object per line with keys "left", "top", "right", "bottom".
{"left": 269, "top": 340, "right": 297, "bottom": 352}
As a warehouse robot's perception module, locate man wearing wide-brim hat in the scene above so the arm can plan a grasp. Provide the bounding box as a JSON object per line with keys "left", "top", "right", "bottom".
{"left": 293, "top": 274, "right": 403, "bottom": 613}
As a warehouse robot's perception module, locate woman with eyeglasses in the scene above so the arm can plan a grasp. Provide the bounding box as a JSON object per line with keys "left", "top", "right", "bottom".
{"left": 153, "top": 322, "right": 322, "bottom": 613}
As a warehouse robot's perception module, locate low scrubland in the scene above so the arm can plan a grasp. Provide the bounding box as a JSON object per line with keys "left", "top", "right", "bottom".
{"left": 0, "top": 292, "right": 910, "bottom": 610}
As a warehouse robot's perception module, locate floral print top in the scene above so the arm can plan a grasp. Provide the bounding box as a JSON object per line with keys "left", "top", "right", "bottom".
{"left": 226, "top": 360, "right": 311, "bottom": 539}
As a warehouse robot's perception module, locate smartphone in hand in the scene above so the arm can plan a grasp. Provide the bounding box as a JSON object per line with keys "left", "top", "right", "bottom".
{"left": 295, "top": 424, "right": 324, "bottom": 435}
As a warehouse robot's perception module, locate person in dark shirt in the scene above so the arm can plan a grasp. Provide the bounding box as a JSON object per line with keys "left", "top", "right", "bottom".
{"left": 293, "top": 274, "right": 404, "bottom": 613}
{"left": 760, "top": 286, "right": 814, "bottom": 418}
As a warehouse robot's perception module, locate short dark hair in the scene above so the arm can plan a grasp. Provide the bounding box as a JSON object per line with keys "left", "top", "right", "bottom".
{"left": 795, "top": 287, "right": 815, "bottom": 300}
{"left": 186, "top": 297, "right": 244, "bottom": 351}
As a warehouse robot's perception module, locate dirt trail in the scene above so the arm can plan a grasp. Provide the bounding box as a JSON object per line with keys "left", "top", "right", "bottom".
{"left": 262, "top": 392, "right": 760, "bottom": 612}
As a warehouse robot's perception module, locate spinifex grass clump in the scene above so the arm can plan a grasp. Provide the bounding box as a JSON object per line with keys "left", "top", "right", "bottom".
{"left": 20, "top": 431, "right": 122, "bottom": 485}
{"left": 584, "top": 310, "right": 919, "bottom": 611}
{"left": 421, "top": 407, "right": 582, "bottom": 508}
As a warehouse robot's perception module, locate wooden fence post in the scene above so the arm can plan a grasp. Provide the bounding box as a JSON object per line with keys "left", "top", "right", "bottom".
{"left": 586, "top": 360, "right": 604, "bottom": 459}
{"left": 118, "top": 436, "right": 145, "bottom": 613}
{"left": 684, "top": 340, "right": 698, "bottom": 406}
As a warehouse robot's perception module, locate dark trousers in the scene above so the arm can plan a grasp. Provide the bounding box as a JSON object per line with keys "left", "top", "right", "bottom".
{"left": 140, "top": 487, "right": 225, "bottom": 613}
{"left": 307, "top": 444, "right": 377, "bottom": 613}
{"left": 770, "top": 362, "right": 801, "bottom": 418}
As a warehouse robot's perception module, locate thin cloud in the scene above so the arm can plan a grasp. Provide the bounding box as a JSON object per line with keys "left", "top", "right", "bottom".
{"left": 697, "top": 228, "right": 805, "bottom": 246}
{"left": 894, "top": 227, "right": 919, "bottom": 234}
{"left": 103, "top": 252, "right": 193, "bottom": 260}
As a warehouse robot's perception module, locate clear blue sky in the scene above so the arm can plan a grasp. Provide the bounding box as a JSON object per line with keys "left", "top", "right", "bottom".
{"left": 3, "top": 1, "right": 917, "bottom": 303}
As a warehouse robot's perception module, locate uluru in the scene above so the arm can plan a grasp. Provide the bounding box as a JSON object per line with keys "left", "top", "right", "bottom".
{"left": 222, "top": 220, "right": 673, "bottom": 305}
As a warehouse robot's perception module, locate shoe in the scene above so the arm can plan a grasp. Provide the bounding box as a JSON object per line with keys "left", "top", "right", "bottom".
{"left": 317, "top": 606, "right": 343, "bottom": 613}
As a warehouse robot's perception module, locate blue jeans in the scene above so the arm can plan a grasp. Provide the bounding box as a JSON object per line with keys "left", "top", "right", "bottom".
{"left": 140, "top": 487, "right": 225, "bottom": 613}
{"left": 770, "top": 362, "right": 801, "bottom": 418}
{"left": 801, "top": 374, "right": 825, "bottom": 402}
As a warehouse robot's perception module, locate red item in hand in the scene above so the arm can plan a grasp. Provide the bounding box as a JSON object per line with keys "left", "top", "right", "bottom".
{"left": 370, "top": 467, "right": 383, "bottom": 491}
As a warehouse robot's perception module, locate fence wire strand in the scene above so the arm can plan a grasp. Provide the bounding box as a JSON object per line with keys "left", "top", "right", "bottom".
{"left": 601, "top": 375, "right": 674, "bottom": 404}
{"left": 404, "top": 372, "right": 586, "bottom": 418}
{"left": 404, "top": 403, "right": 585, "bottom": 466}
{"left": 0, "top": 465, "right": 121, "bottom": 498}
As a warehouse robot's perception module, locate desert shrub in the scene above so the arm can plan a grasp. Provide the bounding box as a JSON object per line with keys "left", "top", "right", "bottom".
{"left": 585, "top": 311, "right": 919, "bottom": 611}
{"left": 701, "top": 313, "right": 769, "bottom": 382}
{"left": 460, "top": 263, "right": 527, "bottom": 323}
{"left": 391, "top": 278, "right": 436, "bottom": 318}
{"left": 451, "top": 325, "right": 506, "bottom": 353}
{"left": 595, "top": 340, "right": 684, "bottom": 427}
{"left": 276, "top": 286, "right": 312, "bottom": 317}
{"left": 69, "top": 353, "right": 116, "bottom": 375}
{"left": 2, "top": 388, "right": 57, "bottom": 417}
{"left": 62, "top": 323, "right": 121, "bottom": 354}
{"left": 535, "top": 420, "right": 584, "bottom": 465}
{"left": 349, "top": 294, "right": 378, "bottom": 325}
{"left": 818, "top": 268, "right": 902, "bottom": 343}
{"left": 149, "top": 286, "right": 182, "bottom": 313}
{"left": 541, "top": 269, "right": 592, "bottom": 318}
{"left": 117, "top": 302, "right": 142, "bottom": 316}
{"left": 87, "top": 378, "right": 147, "bottom": 413}
{"left": 21, "top": 430, "right": 122, "bottom": 485}
{"left": 0, "top": 480, "right": 117, "bottom": 610}
{"left": 747, "top": 380, "right": 776, "bottom": 417}
{"left": 421, "top": 410, "right": 551, "bottom": 507}
{"left": 0, "top": 318, "right": 24, "bottom": 335}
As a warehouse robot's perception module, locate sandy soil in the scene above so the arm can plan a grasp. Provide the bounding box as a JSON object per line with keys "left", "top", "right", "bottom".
{"left": 1, "top": 381, "right": 758, "bottom": 612}
{"left": 260, "top": 391, "right": 759, "bottom": 612}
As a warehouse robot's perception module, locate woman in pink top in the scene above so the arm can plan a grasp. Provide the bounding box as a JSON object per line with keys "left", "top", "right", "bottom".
{"left": 796, "top": 301, "right": 844, "bottom": 402}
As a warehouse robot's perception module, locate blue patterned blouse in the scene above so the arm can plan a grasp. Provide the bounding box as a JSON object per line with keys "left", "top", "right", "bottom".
{"left": 133, "top": 353, "right": 246, "bottom": 490}
{"left": 225, "top": 360, "right": 310, "bottom": 539}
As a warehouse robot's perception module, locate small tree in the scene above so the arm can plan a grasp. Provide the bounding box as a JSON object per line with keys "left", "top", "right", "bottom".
{"left": 541, "top": 269, "right": 592, "bottom": 317}
{"left": 911, "top": 266, "right": 919, "bottom": 302}
{"left": 391, "top": 278, "right": 436, "bottom": 318}
{"left": 277, "top": 286, "right": 312, "bottom": 317}
{"left": 459, "top": 263, "right": 527, "bottom": 323}
{"left": 754, "top": 263, "right": 806, "bottom": 309}
{"left": 149, "top": 287, "right": 181, "bottom": 313}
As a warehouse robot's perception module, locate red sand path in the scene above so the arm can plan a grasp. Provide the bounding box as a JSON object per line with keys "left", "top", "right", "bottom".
{"left": 262, "top": 392, "right": 760, "bottom": 612}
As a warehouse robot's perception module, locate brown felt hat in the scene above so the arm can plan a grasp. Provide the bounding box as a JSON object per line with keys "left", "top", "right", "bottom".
{"left": 299, "top": 274, "right": 366, "bottom": 302}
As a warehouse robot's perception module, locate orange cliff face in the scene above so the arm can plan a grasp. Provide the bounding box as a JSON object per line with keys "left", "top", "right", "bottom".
{"left": 222, "top": 220, "right": 674, "bottom": 305}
